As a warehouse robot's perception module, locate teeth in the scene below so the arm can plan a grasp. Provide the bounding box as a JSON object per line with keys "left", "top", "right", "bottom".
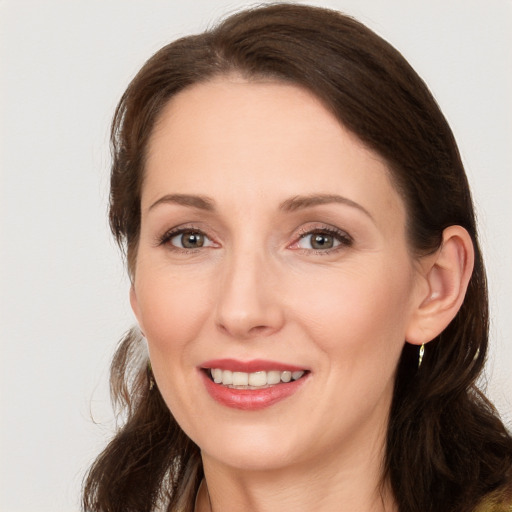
{"left": 222, "top": 369, "right": 233, "bottom": 385}
{"left": 209, "top": 368, "right": 306, "bottom": 388}
{"left": 267, "top": 370, "right": 281, "bottom": 385}
{"left": 281, "top": 371, "right": 292, "bottom": 383}
{"left": 212, "top": 368, "right": 222, "bottom": 384}
{"left": 248, "top": 371, "right": 266, "bottom": 387}
{"left": 232, "top": 372, "right": 249, "bottom": 386}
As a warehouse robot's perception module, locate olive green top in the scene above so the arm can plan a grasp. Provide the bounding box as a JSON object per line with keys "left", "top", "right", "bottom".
{"left": 474, "top": 494, "right": 512, "bottom": 512}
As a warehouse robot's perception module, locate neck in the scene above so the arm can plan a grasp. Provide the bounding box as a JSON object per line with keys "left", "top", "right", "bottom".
{"left": 196, "top": 430, "right": 397, "bottom": 512}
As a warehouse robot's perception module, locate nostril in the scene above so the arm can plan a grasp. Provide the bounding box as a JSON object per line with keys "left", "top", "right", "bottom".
{"left": 216, "top": 321, "right": 275, "bottom": 338}
{"left": 248, "top": 325, "right": 271, "bottom": 334}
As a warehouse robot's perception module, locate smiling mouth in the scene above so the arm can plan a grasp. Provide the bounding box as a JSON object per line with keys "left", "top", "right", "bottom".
{"left": 205, "top": 368, "right": 307, "bottom": 389}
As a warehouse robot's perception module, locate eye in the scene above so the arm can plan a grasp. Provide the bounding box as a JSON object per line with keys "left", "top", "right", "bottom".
{"left": 298, "top": 232, "right": 339, "bottom": 250}
{"left": 159, "top": 228, "right": 217, "bottom": 250}
{"left": 291, "top": 226, "right": 353, "bottom": 253}
{"left": 171, "top": 231, "right": 206, "bottom": 249}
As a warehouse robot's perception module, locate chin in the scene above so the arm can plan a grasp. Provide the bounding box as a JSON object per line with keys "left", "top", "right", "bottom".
{"left": 201, "top": 432, "right": 303, "bottom": 472}
{"left": 190, "top": 412, "right": 330, "bottom": 473}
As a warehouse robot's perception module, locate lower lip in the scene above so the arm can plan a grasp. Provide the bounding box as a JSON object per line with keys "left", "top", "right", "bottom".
{"left": 200, "top": 371, "right": 308, "bottom": 410}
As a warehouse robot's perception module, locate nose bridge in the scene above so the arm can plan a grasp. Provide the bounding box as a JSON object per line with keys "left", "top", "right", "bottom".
{"left": 215, "top": 239, "right": 283, "bottom": 339}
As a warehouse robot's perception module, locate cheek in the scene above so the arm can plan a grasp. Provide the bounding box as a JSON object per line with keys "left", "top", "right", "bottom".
{"left": 134, "top": 269, "right": 214, "bottom": 420}
{"left": 135, "top": 269, "right": 212, "bottom": 359}
{"left": 291, "top": 262, "right": 414, "bottom": 367}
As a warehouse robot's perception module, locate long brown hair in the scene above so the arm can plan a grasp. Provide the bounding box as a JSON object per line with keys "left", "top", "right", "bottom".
{"left": 83, "top": 4, "right": 512, "bottom": 511}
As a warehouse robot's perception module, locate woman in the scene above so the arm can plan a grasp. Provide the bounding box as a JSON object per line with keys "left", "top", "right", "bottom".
{"left": 82, "top": 4, "right": 512, "bottom": 511}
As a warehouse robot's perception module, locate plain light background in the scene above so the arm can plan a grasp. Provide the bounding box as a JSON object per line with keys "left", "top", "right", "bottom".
{"left": 1, "top": 1, "right": 510, "bottom": 510}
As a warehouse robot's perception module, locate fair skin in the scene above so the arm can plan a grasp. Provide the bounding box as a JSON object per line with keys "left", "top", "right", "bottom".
{"left": 130, "top": 77, "right": 474, "bottom": 512}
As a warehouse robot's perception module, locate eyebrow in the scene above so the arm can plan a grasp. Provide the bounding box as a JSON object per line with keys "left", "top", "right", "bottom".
{"left": 148, "top": 194, "right": 215, "bottom": 212}
{"left": 279, "top": 194, "right": 373, "bottom": 219}
{"left": 147, "top": 192, "right": 373, "bottom": 219}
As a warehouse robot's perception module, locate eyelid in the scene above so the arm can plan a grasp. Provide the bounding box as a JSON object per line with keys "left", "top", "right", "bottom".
{"left": 288, "top": 223, "right": 353, "bottom": 253}
{"left": 156, "top": 224, "right": 219, "bottom": 250}
{"left": 154, "top": 222, "right": 352, "bottom": 254}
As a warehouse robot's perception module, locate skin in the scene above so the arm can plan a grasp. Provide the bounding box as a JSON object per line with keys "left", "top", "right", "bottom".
{"left": 130, "top": 77, "right": 473, "bottom": 512}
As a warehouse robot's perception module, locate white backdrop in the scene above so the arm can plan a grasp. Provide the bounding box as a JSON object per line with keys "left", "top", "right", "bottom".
{"left": 1, "top": 1, "right": 510, "bottom": 510}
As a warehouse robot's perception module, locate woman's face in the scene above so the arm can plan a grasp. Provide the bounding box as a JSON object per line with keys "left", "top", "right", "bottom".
{"left": 131, "top": 77, "right": 425, "bottom": 472}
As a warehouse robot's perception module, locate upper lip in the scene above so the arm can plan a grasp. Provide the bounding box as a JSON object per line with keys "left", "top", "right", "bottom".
{"left": 200, "top": 358, "right": 308, "bottom": 373}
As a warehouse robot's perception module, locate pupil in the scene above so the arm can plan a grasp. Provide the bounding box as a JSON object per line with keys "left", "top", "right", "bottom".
{"left": 312, "top": 234, "right": 333, "bottom": 249}
{"left": 182, "top": 232, "right": 204, "bottom": 248}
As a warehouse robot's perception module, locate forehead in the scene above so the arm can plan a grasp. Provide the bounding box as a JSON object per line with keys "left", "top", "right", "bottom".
{"left": 148, "top": 76, "right": 377, "bottom": 168}
{"left": 144, "top": 77, "right": 405, "bottom": 227}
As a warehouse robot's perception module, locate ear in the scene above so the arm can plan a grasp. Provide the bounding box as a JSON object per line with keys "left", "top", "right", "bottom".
{"left": 405, "top": 225, "right": 474, "bottom": 346}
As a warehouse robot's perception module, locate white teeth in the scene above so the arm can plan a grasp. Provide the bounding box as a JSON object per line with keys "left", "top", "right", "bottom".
{"left": 212, "top": 368, "right": 222, "bottom": 384}
{"left": 232, "top": 372, "right": 249, "bottom": 386}
{"left": 281, "top": 371, "right": 292, "bottom": 383}
{"left": 209, "top": 368, "right": 306, "bottom": 388}
{"left": 222, "top": 369, "right": 233, "bottom": 385}
{"left": 267, "top": 370, "right": 281, "bottom": 385}
{"left": 248, "top": 371, "right": 267, "bottom": 387}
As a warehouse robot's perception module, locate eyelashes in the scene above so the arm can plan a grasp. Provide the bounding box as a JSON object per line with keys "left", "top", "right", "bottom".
{"left": 156, "top": 223, "right": 353, "bottom": 255}
{"left": 157, "top": 226, "right": 217, "bottom": 251}
{"left": 293, "top": 226, "right": 353, "bottom": 253}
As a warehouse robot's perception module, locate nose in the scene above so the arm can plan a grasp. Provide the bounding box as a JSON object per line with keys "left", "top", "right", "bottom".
{"left": 214, "top": 248, "right": 285, "bottom": 340}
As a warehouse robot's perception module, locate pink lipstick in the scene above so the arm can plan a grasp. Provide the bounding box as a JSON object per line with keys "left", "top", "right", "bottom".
{"left": 199, "top": 359, "right": 310, "bottom": 410}
{"left": 201, "top": 358, "right": 306, "bottom": 373}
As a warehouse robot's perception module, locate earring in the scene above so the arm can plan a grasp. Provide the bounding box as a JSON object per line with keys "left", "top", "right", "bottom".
{"left": 418, "top": 344, "right": 425, "bottom": 368}
{"left": 147, "top": 360, "right": 155, "bottom": 391}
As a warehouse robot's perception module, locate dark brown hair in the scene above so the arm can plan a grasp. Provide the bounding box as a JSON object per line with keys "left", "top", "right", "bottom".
{"left": 83, "top": 4, "right": 512, "bottom": 512}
